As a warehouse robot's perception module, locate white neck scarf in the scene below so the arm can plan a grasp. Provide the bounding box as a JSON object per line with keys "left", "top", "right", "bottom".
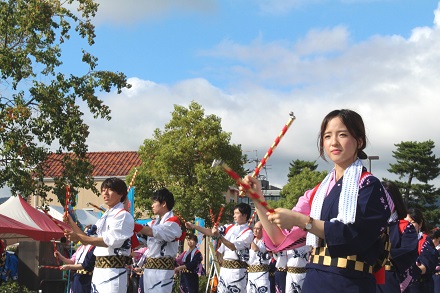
{"left": 183, "top": 248, "right": 197, "bottom": 262}
{"left": 154, "top": 210, "right": 174, "bottom": 226}
{"left": 306, "top": 159, "right": 363, "bottom": 247}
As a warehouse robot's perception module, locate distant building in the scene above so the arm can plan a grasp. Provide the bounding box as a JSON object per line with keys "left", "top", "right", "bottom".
{"left": 28, "top": 151, "right": 141, "bottom": 212}
{"left": 236, "top": 179, "right": 282, "bottom": 209}
{"left": 30, "top": 151, "right": 250, "bottom": 213}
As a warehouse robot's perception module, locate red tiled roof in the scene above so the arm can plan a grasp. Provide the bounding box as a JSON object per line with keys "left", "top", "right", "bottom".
{"left": 42, "top": 151, "right": 142, "bottom": 178}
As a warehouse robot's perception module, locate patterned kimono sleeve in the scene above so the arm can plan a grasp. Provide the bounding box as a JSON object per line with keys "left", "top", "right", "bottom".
{"left": 102, "top": 209, "right": 135, "bottom": 248}
{"left": 234, "top": 229, "right": 254, "bottom": 251}
{"left": 390, "top": 220, "right": 419, "bottom": 274}
{"left": 418, "top": 236, "right": 438, "bottom": 275}
{"left": 152, "top": 218, "right": 182, "bottom": 242}
{"left": 324, "top": 176, "right": 390, "bottom": 259}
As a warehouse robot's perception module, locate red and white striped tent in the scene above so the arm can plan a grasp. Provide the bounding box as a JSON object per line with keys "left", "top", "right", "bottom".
{"left": 0, "top": 195, "right": 69, "bottom": 241}
{"left": 0, "top": 214, "right": 43, "bottom": 240}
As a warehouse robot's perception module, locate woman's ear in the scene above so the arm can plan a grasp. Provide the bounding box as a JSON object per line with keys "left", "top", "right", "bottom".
{"left": 357, "top": 138, "right": 364, "bottom": 149}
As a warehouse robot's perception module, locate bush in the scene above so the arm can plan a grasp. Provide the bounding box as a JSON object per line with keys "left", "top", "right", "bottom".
{"left": 199, "top": 275, "right": 209, "bottom": 293}
{"left": 171, "top": 275, "right": 211, "bottom": 293}
{"left": 0, "top": 281, "right": 35, "bottom": 293}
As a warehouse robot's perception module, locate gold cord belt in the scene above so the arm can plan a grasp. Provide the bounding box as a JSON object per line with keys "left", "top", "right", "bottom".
{"left": 247, "top": 264, "right": 270, "bottom": 273}
{"left": 221, "top": 260, "right": 248, "bottom": 269}
{"left": 76, "top": 269, "right": 93, "bottom": 275}
{"left": 287, "top": 266, "right": 307, "bottom": 274}
{"left": 143, "top": 257, "right": 176, "bottom": 270}
{"left": 95, "top": 255, "right": 132, "bottom": 269}
{"left": 276, "top": 267, "right": 287, "bottom": 272}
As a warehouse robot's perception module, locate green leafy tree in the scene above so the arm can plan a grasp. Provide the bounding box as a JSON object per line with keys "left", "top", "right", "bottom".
{"left": 0, "top": 0, "right": 131, "bottom": 204}
{"left": 287, "top": 159, "right": 318, "bottom": 179}
{"left": 271, "top": 165, "right": 327, "bottom": 209}
{"left": 386, "top": 140, "right": 440, "bottom": 226}
{"left": 134, "top": 101, "right": 245, "bottom": 227}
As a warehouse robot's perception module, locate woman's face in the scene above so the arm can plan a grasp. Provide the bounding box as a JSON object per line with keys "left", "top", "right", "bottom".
{"left": 323, "top": 117, "right": 360, "bottom": 169}
{"left": 405, "top": 214, "right": 421, "bottom": 232}
{"left": 187, "top": 237, "right": 197, "bottom": 248}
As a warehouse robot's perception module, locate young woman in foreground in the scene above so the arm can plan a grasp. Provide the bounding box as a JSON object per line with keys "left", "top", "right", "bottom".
{"left": 244, "top": 109, "right": 392, "bottom": 293}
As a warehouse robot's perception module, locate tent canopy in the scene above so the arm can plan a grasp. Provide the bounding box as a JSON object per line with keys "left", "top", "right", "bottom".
{"left": 0, "top": 195, "right": 69, "bottom": 241}
{"left": 0, "top": 214, "right": 45, "bottom": 240}
{"left": 47, "top": 205, "right": 100, "bottom": 227}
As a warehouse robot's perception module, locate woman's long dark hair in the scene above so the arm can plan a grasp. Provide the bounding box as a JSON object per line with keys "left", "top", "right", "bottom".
{"left": 382, "top": 181, "right": 407, "bottom": 220}
{"left": 407, "top": 207, "right": 428, "bottom": 233}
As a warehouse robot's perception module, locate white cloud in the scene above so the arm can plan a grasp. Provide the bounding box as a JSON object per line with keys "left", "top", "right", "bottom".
{"left": 255, "top": 0, "right": 321, "bottom": 14}
{"left": 294, "top": 26, "right": 350, "bottom": 55}
{"left": 83, "top": 3, "right": 440, "bottom": 188}
{"left": 92, "top": 0, "right": 217, "bottom": 25}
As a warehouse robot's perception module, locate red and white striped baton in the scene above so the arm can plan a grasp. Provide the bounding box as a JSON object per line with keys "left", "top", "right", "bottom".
{"left": 64, "top": 185, "right": 71, "bottom": 219}
{"left": 212, "top": 160, "right": 275, "bottom": 213}
{"left": 214, "top": 205, "right": 225, "bottom": 228}
{"left": 38, "top": 265, "right": 61, "bottom": 270}
{"left": 127, "top": 168, "right": 139, "bottom": 193}
{"left": 240, "top": 112, "right": 295, "bottom": 197}
{"left": 248, "top": 210, "right": 257, "bottom": 226}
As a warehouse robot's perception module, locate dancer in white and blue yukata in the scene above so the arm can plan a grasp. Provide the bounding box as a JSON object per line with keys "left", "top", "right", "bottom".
{"left": 247, "top": 221, "right": 271, "bottom": 293}
{"left": 272, "top": 251, "right": 287, "bottom": 293}
{"left": 66, "top": 177, "right": 134, "bottom": 293}
{"left": 187, "top": 202, "right": 254, "bottom": 293}
{"left": 137, "top": 188, "right": 183, "bottom": 293}
{"left": 285, "top": 246, "right": 310, "bottom": 293}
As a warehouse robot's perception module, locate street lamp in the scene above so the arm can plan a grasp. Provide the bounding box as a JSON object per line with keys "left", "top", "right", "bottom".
{"left": 367, "top": 156, "right": 379, "bottom": 172}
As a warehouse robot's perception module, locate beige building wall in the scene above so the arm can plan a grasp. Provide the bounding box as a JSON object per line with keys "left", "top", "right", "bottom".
{"left": 28, "top": 177, "right": 120, "bottom": 212}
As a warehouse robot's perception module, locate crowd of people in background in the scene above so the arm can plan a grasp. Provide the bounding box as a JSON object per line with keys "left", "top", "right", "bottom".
{"left": 2, "top": 108, "right": 440, "bottom": 293}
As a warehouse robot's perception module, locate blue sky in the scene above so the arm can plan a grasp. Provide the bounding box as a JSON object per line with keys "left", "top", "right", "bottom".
{"left": 86, "top": 1, "right": 438, "bottom": 86}
{"left": 2, "top": 0, "right": 440, "bottom": 197}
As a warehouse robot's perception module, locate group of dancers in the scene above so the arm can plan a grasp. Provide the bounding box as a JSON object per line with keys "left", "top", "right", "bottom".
{"left": 57, "top": 108, "right": 440, "bottom": 293}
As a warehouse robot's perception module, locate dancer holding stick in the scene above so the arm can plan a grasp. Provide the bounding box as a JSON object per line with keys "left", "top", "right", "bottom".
{"left": 136, "top": 188, "right": 183, "bottom": 293}
{"left": 64, "top": 177, "right": 135, "bottom": 293}
{"left": 242, "top": 109, "right": 392, "bottom": 293}
{"left": 186, "top": 202, "right": 254, "bottom": 293}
